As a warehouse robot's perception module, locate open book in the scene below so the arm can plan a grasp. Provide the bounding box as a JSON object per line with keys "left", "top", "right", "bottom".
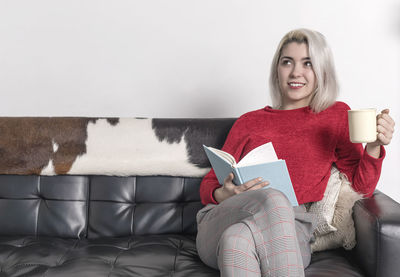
{"left": 203, "top": 142, "right": 298, "bottom": 206}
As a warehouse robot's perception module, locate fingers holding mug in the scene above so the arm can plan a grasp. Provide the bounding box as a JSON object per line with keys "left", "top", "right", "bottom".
{"left": 376, "top": 109, "right": 395, "bottom": 145}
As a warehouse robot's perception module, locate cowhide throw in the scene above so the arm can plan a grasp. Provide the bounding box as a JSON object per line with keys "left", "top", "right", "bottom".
{"left": 0, "top": 117, "right": 235, "bottom": 176}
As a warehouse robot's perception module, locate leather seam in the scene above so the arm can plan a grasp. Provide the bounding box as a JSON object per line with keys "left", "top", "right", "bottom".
{"left": 9, "top": 263, "right": 51, "bottom": 269}
{"left": 131, "top": 177, "right": 136, "bottom": 236}
{"left": 107, "top": 248, "right": 125, "bottom": 277}
{"left": 55, "top": 239, "right": 80, "bottom": 267}
{"left": 181, "top": 178, "right": 185, "bottom": 233}
{"left": 171, "top": 239, "right": 182, "bottom": 275}
{"left": 36, "top": 176, "right": 41, "bottom": 237}
{"left": 85, "top": 176, "right": 90, "bottom": 239}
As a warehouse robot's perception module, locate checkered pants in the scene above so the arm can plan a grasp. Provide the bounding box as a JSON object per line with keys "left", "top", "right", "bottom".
{"left": 196, "top": 188, "right": 316, "bottom": 277}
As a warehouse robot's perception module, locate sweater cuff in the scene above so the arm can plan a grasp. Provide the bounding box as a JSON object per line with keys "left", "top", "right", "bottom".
{"left": 364, "top": 145, "right": 386, "bottom": 161}
{"left": 209, "top": 185, "right": 220, "bottom": 204}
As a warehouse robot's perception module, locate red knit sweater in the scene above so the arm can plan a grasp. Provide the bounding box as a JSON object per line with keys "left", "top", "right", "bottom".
{"left": 200, "top": 101, "right": 385, "bottom": 205}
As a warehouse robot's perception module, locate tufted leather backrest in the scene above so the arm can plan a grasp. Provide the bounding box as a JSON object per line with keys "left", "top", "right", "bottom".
{"left": 0, "top": 174, "right": 204, "bottom": 238}
{"left": 88, "top": 176, "right": 204, "bottom": 238}
{"left": 0, "top": 175, "right": 88, "bottom": 238}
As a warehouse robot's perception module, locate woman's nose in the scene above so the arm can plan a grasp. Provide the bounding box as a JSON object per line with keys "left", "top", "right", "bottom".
{"left": 290, "top": 64, "right": 302, "bottom": 78}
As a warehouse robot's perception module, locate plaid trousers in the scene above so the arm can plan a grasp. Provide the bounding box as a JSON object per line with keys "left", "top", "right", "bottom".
{"left": 196, "top": 188, "right": 316, "bottom": 277}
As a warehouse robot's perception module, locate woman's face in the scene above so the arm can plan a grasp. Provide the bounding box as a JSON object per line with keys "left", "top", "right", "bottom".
{"left": 277, "top": 42, "right": 317, "bottom": 110}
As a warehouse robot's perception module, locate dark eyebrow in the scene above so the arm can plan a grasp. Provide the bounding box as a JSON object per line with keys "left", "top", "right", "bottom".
{"left": 280, "top": 56, "right": 311, "bottom": 61}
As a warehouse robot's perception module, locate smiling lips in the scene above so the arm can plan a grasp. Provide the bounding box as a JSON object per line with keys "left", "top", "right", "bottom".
{"left": 288, "top": 82, "right": 305, "bottom": 89}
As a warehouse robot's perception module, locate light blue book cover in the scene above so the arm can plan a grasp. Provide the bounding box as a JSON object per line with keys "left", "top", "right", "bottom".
{"left": 203, "top": 145, "right": 298, "bottom": 206}
{"left": 236, "top": 160, "right": 298, "bottom": 206}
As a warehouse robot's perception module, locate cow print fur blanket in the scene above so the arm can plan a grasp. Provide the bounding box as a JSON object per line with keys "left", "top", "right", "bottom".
{"left": 0, "top": 117, "right": 235, "bottom": 176}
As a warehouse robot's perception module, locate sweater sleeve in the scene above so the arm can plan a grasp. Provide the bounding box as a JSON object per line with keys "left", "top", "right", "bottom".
{"left": 334, "top": 104, "right": 385, "bottom": 197}
{"left": 199, "top": 115, "right": 250, "bottom": 205}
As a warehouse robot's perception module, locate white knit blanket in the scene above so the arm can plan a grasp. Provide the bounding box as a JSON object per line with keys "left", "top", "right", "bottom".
{"left": 309, "top": 166, "right": 364, "bottom": 252}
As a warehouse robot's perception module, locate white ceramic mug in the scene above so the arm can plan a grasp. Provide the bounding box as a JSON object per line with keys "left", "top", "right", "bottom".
{"left": 348, "top": 109, "right": 377, "bottom": 143}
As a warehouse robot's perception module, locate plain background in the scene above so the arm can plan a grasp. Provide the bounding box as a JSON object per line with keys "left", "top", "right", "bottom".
{"left": 1, "top": 0, "right": 399, "bottom": 202}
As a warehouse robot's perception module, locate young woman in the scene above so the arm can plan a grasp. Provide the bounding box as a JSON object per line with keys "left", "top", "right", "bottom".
{"left": 196, "top": 29, "right": 395, "bottom": 277}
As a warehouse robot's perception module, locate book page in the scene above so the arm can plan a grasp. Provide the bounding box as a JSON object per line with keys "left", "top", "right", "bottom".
{"left": 237, "top": 142, "right": 278, "bottom": 167}
{"left": 207, "top": 147, "right": 237, "bottom": 166}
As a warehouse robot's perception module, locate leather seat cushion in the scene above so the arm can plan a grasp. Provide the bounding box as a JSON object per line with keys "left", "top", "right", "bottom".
{"left": 306, "top": 249, "right": 365, "bottom": 276}
{"left": 0, "top": 235, "right": 365, "bottom": 277}
{"left": 0, "top": 235, "right": 219, "bottom": 277}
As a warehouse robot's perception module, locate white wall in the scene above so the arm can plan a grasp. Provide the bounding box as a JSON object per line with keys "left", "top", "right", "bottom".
{"left": 1, "top": 0, "right": 399, "bottom": 202}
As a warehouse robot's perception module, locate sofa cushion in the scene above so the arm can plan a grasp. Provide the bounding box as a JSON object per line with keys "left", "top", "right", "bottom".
{"left": 0, "top": 175, "right": 88, "bottom": 238}
{"left": 88, "top": 176, "right": 204, "bottom": 238}
{"left": 0, "top": 174, "right": 205, "bottom": 239}
{"left": 305, "top": 249, "right": 365, "bottom": 276}
{"left": 0, "top": 235, "right": 219, "bottom": 277}
{"left": 0, "top": 236, "right": 367, "bottom": 277}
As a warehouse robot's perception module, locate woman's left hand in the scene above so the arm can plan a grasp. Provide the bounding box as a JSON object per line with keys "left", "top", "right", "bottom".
{"left": 366, "top": 109, "right": 395, "bottom": 158}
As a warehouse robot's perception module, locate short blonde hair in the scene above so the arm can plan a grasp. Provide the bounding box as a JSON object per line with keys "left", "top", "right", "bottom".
{"left": 269, "top": 29, "right": 339, "bottom": 113}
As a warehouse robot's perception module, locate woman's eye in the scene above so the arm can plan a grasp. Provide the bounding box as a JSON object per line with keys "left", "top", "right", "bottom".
{"left": 305, "top": 61, "right": 312, "bottom": 67}
{"left": 281, "top": 60, "right": 291, "bottom": 65}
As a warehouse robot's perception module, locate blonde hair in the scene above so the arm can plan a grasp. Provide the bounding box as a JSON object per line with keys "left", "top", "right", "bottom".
{"left": 269, "top": 29, "right": 339, "bottom": 113}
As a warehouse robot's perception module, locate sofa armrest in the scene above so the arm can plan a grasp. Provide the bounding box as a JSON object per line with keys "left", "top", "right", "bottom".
{"left": 353, "top": 190, "right": 400, "bottom": 277}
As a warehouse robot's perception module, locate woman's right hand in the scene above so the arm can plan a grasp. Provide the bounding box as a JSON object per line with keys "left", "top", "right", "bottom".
{"left": 213, "top": 173, "right": 269, "bottom": 203}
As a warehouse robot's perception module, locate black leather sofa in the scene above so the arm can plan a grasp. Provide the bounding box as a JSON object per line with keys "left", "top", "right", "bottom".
{"left": 0, "top": 118, "right": 399, "bottom": 277}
